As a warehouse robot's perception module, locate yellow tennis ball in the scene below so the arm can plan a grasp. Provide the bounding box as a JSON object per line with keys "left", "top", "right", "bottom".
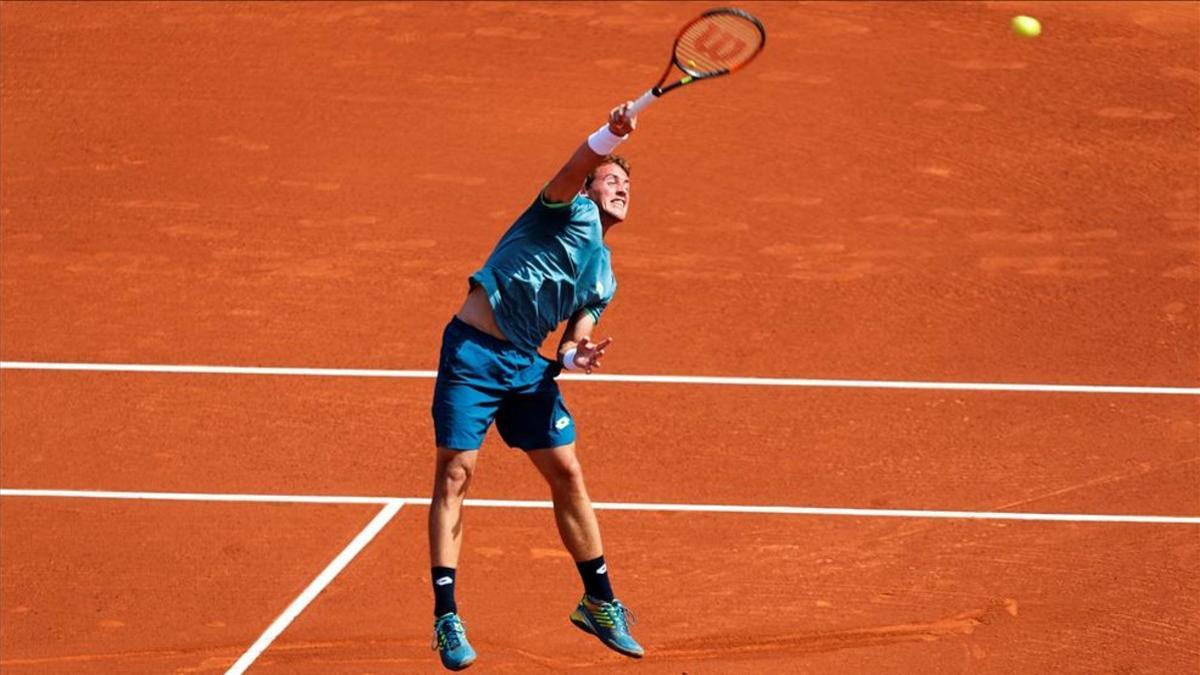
{"left": 1011, "top": 15, "right": 1041, "bottom": 38}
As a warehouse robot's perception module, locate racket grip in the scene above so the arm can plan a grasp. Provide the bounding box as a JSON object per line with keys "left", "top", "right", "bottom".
{"left": 627, "top": 89, "right": 659, "bottom": 117}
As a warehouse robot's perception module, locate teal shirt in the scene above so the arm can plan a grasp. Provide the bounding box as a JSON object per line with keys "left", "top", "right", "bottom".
{"left": 469, "top": 192, "right": 616, "bottom": 355}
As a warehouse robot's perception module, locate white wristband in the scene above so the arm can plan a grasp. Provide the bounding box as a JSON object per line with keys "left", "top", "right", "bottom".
{"left": 587, "top": 123, "right": 627, "bottom": 156}
{"left": 561, "top": 348, "right": 581, "bottom": 370}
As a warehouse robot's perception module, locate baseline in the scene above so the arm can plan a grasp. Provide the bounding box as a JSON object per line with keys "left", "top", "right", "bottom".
{"left": 1, "top": 488, "right": 1196, "bottom": 525}
{"left": 2, "top": 360, "right": 1197, "bottom": 395}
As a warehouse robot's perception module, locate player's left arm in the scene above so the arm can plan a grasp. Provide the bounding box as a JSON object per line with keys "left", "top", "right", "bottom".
{"left": 556, "top": 310, "right": 611, "bottom": 375}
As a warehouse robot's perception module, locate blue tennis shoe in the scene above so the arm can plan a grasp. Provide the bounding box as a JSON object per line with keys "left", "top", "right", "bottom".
{"left": 433, "top": 612, "right": 476, "bottom": 670}
{"left": 569, "top": 595, "right": 644, "bottom": 658}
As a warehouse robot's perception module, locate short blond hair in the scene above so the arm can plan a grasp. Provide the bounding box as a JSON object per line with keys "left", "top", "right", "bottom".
{"left": 585, "top": 155, "right": 631, "bottom": 189}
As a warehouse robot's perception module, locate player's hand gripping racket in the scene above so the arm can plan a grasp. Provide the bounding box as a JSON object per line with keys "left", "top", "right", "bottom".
{"left": 627, "top": 7, "right": 766, "bottom": 117}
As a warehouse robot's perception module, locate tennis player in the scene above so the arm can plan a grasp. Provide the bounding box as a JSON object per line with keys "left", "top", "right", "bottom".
{"left": 428, "top": 102, "right": 643, "bottom": 670}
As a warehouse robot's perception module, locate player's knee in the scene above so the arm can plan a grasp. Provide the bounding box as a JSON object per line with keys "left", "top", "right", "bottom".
{"left": 438, "top": 458, "right": 475, "bottom": 495}
{"left": 546, "top": 454, "right": 585, "bottom": 488}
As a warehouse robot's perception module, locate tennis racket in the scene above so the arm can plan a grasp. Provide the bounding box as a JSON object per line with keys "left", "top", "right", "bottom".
{"left": 627, "top": 7, "right": 766, "bottom": 117}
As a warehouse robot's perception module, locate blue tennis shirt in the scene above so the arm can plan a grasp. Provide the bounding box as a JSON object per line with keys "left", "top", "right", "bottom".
{"left": 469, "top": 192, "right": 616, "bottom": 355}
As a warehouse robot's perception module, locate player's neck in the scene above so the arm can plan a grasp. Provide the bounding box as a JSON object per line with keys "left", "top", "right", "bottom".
{"left": 600, "top": 214, "right": 620, "bottom": 237}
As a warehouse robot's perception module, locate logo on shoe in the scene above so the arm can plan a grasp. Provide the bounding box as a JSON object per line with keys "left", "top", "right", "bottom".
{"left": 555, "top": 416, "right": 571, "bottom": 430}
{"left": 435, "top": 576, "right": 453, "bottom": 586}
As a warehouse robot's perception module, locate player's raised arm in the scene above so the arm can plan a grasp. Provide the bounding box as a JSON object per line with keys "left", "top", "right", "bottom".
{"left": 542, "top": 102, "right": 638, "bottom": 205}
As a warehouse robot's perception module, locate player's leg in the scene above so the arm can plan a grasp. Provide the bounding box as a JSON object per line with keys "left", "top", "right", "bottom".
{"left": 429, "top": 447, "right": 479, "bottom": 602}
{"left": 494, "top": 379, "right": 603, "bottom": 569}
{"left": 428, "top": 447, "right": 479, "bottom": 668}
{"left": 524, "top": 443, "right": 642, "bottom": 658}
{"left": 496, "top": 373, "right": 643, "bottom": 659}
{"left": 428, "top": 318, "right": 508, "bottom": 671}
{"left": 427, "top": 444, "right": 486, "bottom": 671}
{"left": 525, "top": 443, "right": 604, "bottom": 565}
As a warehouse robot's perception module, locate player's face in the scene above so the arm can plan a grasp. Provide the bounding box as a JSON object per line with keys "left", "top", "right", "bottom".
{"left": 586, "top": 163, "right": 630, "bottom": 222}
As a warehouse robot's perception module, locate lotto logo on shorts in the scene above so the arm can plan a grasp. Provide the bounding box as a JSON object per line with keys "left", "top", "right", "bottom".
{"left": 555, "top": 416, "right": 571, "bottom": 430}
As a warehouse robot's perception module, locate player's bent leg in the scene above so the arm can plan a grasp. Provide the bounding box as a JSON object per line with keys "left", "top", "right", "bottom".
{"left": 526, "top": 443, "right": 602, "bottom": 561}
{"left": 526, "top": 444, "right": 644, "bottom": 659}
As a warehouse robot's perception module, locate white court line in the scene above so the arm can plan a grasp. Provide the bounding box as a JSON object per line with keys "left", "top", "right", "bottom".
{"left": 2, "top": 488, "right": 1197, "bottom": 525}
{"left": 1, "top": 360, "right": 1197, "bottom": 395}
{"left": 225, "top": 500, "right": 403, "bottom": 675}
{"left": 0, "top": 488, "right": 394, "bottom": 505}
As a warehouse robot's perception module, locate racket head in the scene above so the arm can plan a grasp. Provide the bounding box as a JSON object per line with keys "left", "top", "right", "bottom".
{"left": 672, "top": 7, "right": 766, "bottom": 79}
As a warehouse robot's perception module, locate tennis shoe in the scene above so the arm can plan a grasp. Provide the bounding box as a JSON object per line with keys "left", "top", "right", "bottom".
{"left": 569, "top": 594, "right": 644, "bottom": 658}
{"left": 432, "top": 612, "right": 476, "bottom": 670}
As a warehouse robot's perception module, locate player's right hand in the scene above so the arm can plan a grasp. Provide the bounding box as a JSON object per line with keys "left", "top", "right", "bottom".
{"left": 607, "top": 102, "right": 637, "bottom": 137}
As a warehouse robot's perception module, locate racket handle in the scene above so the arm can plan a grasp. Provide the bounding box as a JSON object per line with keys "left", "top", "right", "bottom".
{"left": 627, "top": 89, "right": 659, "bottom": 117}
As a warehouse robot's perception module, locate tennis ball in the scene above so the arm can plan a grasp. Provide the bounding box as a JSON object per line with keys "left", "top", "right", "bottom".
{"left": 1011, "top": 15, "right": 1041, "bottom": 38}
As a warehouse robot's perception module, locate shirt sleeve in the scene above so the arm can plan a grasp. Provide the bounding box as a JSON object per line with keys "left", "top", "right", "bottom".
{"left": 583, "top": 302, "right": 606, "bottom": 324}
{"left": 538, "top": 188, "right": 574, "bottom": 210}
{"left": 583, "top": 278, "right": 615, "bottom": 323}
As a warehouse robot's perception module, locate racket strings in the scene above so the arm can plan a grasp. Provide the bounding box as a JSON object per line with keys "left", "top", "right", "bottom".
{"left": 675, "top": 13, "right": 764, "bottom": 76}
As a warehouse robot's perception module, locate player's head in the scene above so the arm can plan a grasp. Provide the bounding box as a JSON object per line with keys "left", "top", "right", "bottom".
{"left": 584, "top": 155, "right": 631, "bottom": 224}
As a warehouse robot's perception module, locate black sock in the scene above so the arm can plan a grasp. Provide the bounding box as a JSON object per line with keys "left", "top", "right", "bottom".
{"left": 432, "top": 566, "right": 457, "bottom": 617}
{"left": 576, "top": 555, "right": 615, "bottom": 602}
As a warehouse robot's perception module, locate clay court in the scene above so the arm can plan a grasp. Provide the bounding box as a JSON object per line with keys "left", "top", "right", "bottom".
{"left": 1, "top": 1, "right": 1198, "bottom": 672}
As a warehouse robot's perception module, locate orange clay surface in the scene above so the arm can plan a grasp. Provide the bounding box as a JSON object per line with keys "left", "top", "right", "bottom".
{"left": 1, "top": 1, "right": 1198, "bottom": 673}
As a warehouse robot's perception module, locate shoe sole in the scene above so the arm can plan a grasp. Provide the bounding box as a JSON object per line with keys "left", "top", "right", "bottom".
{"left": 441, "top": 654, "right": 475, "bottom": 671}
{"left": 570, "top": 615, "right": 644, "bottom": 659}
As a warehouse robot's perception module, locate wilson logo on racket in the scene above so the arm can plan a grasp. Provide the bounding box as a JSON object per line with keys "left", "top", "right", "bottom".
{"left": 626, "top": 7, "right": 766, "bottom": 117}
{"left": 690, "top": 23, "right": 749, "bottom": 62}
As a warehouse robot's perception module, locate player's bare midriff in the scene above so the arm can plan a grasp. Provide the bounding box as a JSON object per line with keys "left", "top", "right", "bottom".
{"left": 456, "top": 283, "right": 509, "bottom": 342}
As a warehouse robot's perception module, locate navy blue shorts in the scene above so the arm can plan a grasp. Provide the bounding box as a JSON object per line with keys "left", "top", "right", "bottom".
{"left": 432, "top": 317, "right": 576, "bottom": 451}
